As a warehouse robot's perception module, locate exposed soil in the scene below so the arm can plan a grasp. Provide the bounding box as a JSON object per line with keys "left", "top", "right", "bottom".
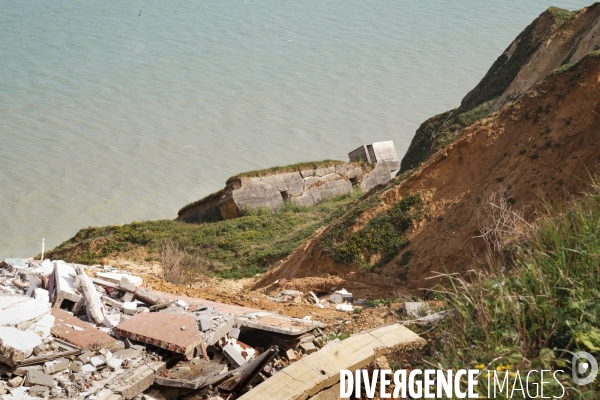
{"left": 253, "top": 55, "right": 600, "bottom": 297}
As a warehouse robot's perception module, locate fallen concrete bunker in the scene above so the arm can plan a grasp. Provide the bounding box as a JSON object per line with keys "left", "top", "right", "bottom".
{"left": 176, "top": 142, "right": 401, "bottom": 224}
{"left": 0, "top": 258, "right": 425, "bottom": 399}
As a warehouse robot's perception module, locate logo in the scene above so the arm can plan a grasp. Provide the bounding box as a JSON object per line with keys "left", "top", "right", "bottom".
{"left": 572, "top": 351, "right": 598, "bottom": 385}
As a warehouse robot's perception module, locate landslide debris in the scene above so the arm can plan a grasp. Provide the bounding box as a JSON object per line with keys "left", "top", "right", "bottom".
{"left": 257, "top": 52, "right": 600, "bottom": 295}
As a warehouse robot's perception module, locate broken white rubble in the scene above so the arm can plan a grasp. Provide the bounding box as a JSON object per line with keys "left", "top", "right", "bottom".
{"left": 0, "top": 295, "right": 49, "bottom": 328}
{"left": 96, "top": 272, "right": 143, "bottom": 287}
{"left": 0, "top": 326, "right": 43, "bottom": 359}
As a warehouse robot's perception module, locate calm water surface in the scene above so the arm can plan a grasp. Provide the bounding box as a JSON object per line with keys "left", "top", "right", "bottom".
{"left": 0, "top": 1, "right": 592, "bottom": 257}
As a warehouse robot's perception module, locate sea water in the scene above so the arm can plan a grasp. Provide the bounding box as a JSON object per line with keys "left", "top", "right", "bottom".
{"left": 0, "top": 0, "right": 592, "bottom": 257}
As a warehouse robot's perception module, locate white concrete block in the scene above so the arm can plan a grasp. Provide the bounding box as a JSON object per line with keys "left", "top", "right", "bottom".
{"left": 0, "top": 296, "right": 49, "bottom": 328}
{"left": 90, "top": 356, "right": 106, "bottom": 367}
{"left": 33, "top": 288, "right": 49, "bottom": 304}
{"left": 74, "top": 265, "right": 106, "bottom": 324}
{"left": 102, "top": 314, "right": 121, "bottom": 329}
{"left": 0, "top": 327, "right": 43, "bottom": 360}
{"left": 96, "top": 272, "right": 143, "bottom": 287}
{"left": 107, "top": 358, "right": 123, "bottom": 371}
{"left": 28, "top": 314, "right": 55, "bottom": 338}
{"left": 123, "top": 302, "right": 137, "bottom": 316}
{"left": 26, "top": 275, "right": 42, "bottom": 297}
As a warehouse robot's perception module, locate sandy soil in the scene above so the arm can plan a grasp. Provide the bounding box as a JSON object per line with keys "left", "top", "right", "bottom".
{"left": 253, "top": 55, "right": 600, "bottom": 296}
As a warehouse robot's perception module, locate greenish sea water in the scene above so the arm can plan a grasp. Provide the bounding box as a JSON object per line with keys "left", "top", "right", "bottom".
{"left": 0, "top": 0, "right": 592, "bottom": 257}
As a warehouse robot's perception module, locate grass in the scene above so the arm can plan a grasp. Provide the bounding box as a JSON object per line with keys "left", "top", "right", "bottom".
{"left": 225, "top": 160, "right": 366, "bottom": 183}
{"left": 547, "top": 7, "right": 577, "bottom": 37}
{"left": 421, "top": 185, "right": 600, "bottom": 397}
{"left": 44, "top": 189, "right": 364, "bottom": 279}
{"left": 322, "top": 193, "right": 422, "bottom": 270}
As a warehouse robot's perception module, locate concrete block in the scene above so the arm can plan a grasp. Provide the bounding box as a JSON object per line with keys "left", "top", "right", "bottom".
{"left": 70, "top": 361, "right": 82, "bottom": 373}
{"left": 123, "top": 302, "right": 137, "bottom": 315}
{"left": 29, "top": 385, "right": 49, "bottom": 397}
{"left": 228, "top": 327, "right": 240, "bottom": 339}
{"left": 78, "top": 351, "right": 93, "bottom": 363}
{"left": 203, "top": 315, "right": 236, "bottom": 346}
{"left": 285, "top": 348, "right": 297, "bottom": 361}
{"left": 24, "top": 370, "right": 55, "bottom": 388}
{"left": 118, "top": 278, "right": 136, "bottom": 293}
{"left": 96, "top": 272, "right": 143, "bottom": 287}
{"left": 81, "top": 364, "right": 96, "bottom": 373}
{"left": 7, "top": 376, "right": 23, "bottom": 388}
{"left": 198, "top": 316, "right": 212, "bottom": 331}
{"left": 107, "top": 363, "right": 164, "bottom": 399}
{"left": 300, "top": 342, "right": 316, "bottom": 354}
{"left": 113, "top": 348, "right": 143, "bottom": 360}
{"left": 0, "top": 295, "right": 50, "bottom": 329}
{"left": 103, "top": 313, "right": 121, "bottom": 329}
{"left": 102, "top": 296, "right": 124, "bottom": 311}
{"left": 13, "top": 365, "right": 41, "bottom": 377}
{"left": 107, "top": 358, "right": 123, "bottom": 371}
{"left": 120, "top": 292, "right": 134, "bottom": 303}
{"left": 90, "top": 356, "right": 106, "bottom": 367}
{"left": 133, "top": 288, "right": 161, "bottom": 306}
{"left": 0, "top": 326, "right": 43, "bottom": 361}
{"left": 74, "top": 265, "right": 106, "bottom": 324}
{"left": 109, "top": 340, "right": 126, "bottom": 352}
{"left": 44, "top": 358, "right": 69, "bottom": 374}
{"left": 299, "top": 334, "right": 316, "bottom": 344}
{"left": 402, "top": 301, "right": 427, "bottom": 318}
{"left": 222, "top": 343, "right": 248, "bottom": 367}
{"left": 237, "top": 323, "right": 425, "bottom": 400}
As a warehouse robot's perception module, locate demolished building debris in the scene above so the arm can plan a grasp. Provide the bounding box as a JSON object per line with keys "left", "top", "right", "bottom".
{"left": 0, "top": 258, "right": 426, "bottom": 399}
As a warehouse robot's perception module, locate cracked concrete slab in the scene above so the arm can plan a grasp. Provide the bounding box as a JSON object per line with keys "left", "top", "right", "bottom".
{"left": 237, "top": 323, "right": 425, "bottom": 400}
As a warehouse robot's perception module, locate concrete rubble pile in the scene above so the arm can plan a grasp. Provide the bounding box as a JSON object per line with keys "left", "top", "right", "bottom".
{"left": 269, "top": 287, "right": 362, "bottom": 315}
{"left": 2, "top": 258, "right": 412, "bottom": 400}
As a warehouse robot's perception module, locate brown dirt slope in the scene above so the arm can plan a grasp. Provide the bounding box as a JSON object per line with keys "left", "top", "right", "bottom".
{"left": 400, "top": 3, "right": 600, "bottom": 173}
{"left": 254, "top": 54, "right": 600, "bottom": 297}
{"left": 494, "top": 3, "right": 600, "bottom": 111}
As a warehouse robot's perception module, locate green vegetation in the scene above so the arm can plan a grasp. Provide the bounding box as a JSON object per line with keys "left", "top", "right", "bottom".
{"left": 398, "top": 109, "right": 454, "bottom": 172}
{"left": 323, "top": 193, "right": 422, "bottom": 269}
{"left": 547, "top": 7, "right": 577, "bottom": 37}
{"left": 422, "top": 186, "right": 600, "bottom": 396}
{"left": 400, "top": 6, "right": 580, "bottom": 175}
{"left": 554, "top": 61, "right": 579, "bottom": 75}
{"left": 433, "top": 98, "right": 499, "bottom": 153}
{"left": 45, "top": 190, "right": 364, "bottom": 279}
{"left": 226, "top": 160, "right": 366, "bottom": 183}
{"left": 366, "top": 298, "right": 395, "bottom": 308}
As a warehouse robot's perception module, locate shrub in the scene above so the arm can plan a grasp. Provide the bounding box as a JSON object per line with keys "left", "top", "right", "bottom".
{"left": 422, "top": 185, "right": 600, "bottom": 396}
